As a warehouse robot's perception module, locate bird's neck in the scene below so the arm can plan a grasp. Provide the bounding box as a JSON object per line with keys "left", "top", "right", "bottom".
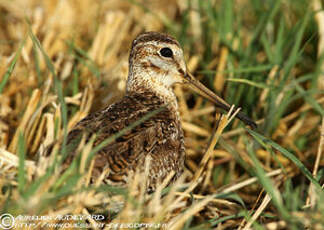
{"left": 126, "top": 67, "right": 179, "bottom": 110}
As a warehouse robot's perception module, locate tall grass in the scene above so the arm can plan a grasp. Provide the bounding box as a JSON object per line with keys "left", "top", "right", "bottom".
{"left": 0, "top": 0, "right": 323, "bottom": 229}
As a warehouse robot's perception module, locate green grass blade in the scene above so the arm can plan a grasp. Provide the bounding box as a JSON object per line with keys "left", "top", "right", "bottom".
{"left": 247, "top": 129, "right": 322, "bottom": 190}
{"left": 17, "top": 132, "right": 26, "bottom": 197}
{"left": 246, "top": 142, "right": 290, "bottom": 219}
{"left": 27, "top": 22, "right": 69, "bottom": 154}
{"left": 32, "top": 41, "right": 42, "bottom": 86}
{"left": 294, "top": 83, "right": 324, "bottom": 116}
{"left": 66, "top": 40, "right": 101, "bottom": 79}
{"left": 249, "top": 0, "right": 281, "bottom": 46}
{"left": 214, "top": 192, "right": 246, "bottom": 208}
{"left": 281, "top": 9, "right": 311, "bottom": 82}
{"left": 0, "top": 38, "right": 26, "bottom": 94}
{"left": 274, "top": 16, "right": 286, "bottom": 65}
{"left": 210, "top": 210, "right": 246, "bottom": 226}
{"left": 261, "top": 33, "right": 274, "bottom": 63}
{"left": 24, "top": 168, "right": 53, "bottom": 198}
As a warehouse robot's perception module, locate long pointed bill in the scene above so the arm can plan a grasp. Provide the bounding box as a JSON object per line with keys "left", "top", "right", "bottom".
{"left": 185, "top": 72, "right": 257, "bottom": 129}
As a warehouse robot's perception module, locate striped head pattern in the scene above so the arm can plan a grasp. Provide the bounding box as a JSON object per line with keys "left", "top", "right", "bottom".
{"left": 127, "top": 32, "right": 187, "bottom": 96}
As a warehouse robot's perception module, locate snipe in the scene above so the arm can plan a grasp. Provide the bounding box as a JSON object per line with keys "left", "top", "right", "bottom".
{"left": 63, "top": 32, "right": 256, "bottom": 191}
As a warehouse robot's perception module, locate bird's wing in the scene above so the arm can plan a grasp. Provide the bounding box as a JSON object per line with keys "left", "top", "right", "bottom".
{"left": 63, "top": 94, "right": 170, "bottom": 183}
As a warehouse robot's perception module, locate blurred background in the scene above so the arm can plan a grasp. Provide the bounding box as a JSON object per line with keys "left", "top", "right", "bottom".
{"left": 0, "top": 0, "right": 323, "bottom": 229}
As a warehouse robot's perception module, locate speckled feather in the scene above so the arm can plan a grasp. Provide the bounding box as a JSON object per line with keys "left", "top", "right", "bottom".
{"left": 64, "top": 92, "right": 185, "bottom": 191}
{"left": 54, "top": 31, "right": 256, "bottom": 192}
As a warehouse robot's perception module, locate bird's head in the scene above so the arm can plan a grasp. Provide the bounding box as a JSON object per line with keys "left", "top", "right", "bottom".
{"left": 128, "top": 31, "right": 186, "bottom": 87}
{"left": 127, "top": 32, "right": 256, "bottom": 129}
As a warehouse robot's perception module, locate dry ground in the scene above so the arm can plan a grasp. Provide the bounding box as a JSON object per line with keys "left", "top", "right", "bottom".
{"left": 0, "top": 0, "right": 323, "bottom": 229}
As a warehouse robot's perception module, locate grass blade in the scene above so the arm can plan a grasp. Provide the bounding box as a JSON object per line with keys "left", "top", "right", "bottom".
{"left": 0, "top": 38, "right": 26, "bottom": 94}
{"left": 247, "top": 129, "right": 322, "bottom": 190}
{"left": 27, "top": 22, "right": 69, "bottom": 154}
{"left": 17, "top": 132, "right": 26, "bottom": 197}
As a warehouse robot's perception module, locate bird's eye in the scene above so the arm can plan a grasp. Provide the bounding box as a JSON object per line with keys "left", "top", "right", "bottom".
{"left": 160, "top": 47, "right": 173, "bottom": 58}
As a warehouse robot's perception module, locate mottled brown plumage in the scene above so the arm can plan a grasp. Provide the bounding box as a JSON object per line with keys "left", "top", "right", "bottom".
{"left": 61, "top": 32, "right": 256, "bottom": 191}
{"left": 65, "top": 91, "right": 185, "bottom": 191}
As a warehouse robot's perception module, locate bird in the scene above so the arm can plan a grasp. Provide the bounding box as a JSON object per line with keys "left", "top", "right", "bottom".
{"left": 60, "top": 31, "right": 256, "bottom": 192}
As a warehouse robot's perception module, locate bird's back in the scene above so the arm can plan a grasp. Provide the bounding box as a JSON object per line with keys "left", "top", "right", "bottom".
{"left": 64, "top": 91, "right": 185, "bottom": 191}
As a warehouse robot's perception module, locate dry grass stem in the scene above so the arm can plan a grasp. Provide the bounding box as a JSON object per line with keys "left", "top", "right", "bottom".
{"left": 0, "top": 1, "right": 322, "bottom": 229}
{"left": 220, "top": 169, "right": 282, "bottom": 194}
{"left": 306, "top": 117, "right": 324, "bottom": 206}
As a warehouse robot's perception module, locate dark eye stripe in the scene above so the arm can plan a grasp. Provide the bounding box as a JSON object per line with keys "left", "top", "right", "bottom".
{"left": 160, "top": 47, "right": 173, "bottom": 58}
